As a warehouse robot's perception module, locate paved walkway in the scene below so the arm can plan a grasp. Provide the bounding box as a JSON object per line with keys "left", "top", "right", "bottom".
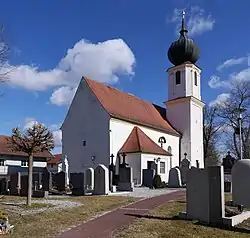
{"left": 57, "top": 190, "right": 185, "bottom": 238}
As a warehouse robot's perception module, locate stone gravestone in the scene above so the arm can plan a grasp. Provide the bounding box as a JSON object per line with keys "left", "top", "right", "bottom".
{"left": 180, "top": 153, "right": 191, "bottom": 185}
{"left": 118, "top": 167, "right": 134, "bottom": 191}
{"left": 20, "top": 175, "right": 28, "bottom": 197}
{"left": 232, "top": 159, "right": 250, "bottom": 208}
{"left": 180, "top": 166, "right": 225, "bottom": 224}
{"left": 93, "top": 164, "right": 109, "bottom": 195}
{"left": 70, "top": 173, "right": 85, "bottom": 196}
{"left": 168, "top": 167, "right": 182, "bottom": 188}
{"left": 62, "top": 155, "right": 69, "bottom": 187}
{"left": 42, "top": 168, "right": 52, "bottom": 191}
{"left": 142, "top": 169, "right": 155, "bottom": 188}
{"left": 54, "top": 171, "right": 66, "bottom": 191}
{"left": 85, "top": 168, "right": 94, "bottom": 190}
{"left": 10, "top": 172, "right": 21, "bottom": 196}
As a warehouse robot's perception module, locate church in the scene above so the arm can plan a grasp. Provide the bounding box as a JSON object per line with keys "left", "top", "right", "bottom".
{"left": 61, "top": 11, "right": 205, "bottom": 185}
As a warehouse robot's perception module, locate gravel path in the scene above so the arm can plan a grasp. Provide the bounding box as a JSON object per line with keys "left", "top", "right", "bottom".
{"left": 109, "top": 187, "right": 185, "bottom": 198}
{"left": 0, "top": 199, "right": 81, "bottom": 216}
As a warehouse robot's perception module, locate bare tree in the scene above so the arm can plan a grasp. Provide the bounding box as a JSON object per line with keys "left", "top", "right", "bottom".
{"left": 203, "top": 105, "right": 222, "bottom": 166}
{"left": 217, "top": 80, "right": 250, "bottom": 160}
{"left": 7, "top": 123, "right": 54, "bottom": 206}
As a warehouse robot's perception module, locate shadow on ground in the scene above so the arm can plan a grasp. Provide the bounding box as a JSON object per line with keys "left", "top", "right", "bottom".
{"left": 124, "top": 213, "right": 250, "bottom": 235}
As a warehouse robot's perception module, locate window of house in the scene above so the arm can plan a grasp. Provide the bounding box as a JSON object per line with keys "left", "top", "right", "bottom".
{"left": 194, "top": 71, "right": 198, "bottom": 86}
{"left": 51, "top": 164, "right": 54, "bottom": 168}
{"left": 82, "top": 140, "right": 86, "bottom": 146}
{"left": 160, "top": 162, "right": 165, "bottom": 173}
{"left": 0, "top": 159, "right": 5, "bottom": 166}
{"left": 175, "top": 71, "right": 181, "bottom": 85}
{"left": 21, "top": 160, "right": 28, "bottom": 167}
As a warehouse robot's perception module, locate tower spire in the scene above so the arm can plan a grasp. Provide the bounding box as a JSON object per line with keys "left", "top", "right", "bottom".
{"left": 180, "top": 9, "right": 188, "bottom": 36}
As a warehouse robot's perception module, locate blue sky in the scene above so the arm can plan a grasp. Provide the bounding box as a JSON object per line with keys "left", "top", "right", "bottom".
{"left": 0, "top": 0, "right": 249, "bottom": 154}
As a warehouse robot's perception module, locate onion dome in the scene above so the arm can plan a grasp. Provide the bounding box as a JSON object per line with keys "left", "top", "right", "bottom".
{"left": 168, "top": 10, "right": 200, "bottom": 66}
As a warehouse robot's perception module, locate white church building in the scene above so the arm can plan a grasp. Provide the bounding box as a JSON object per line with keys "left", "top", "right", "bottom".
{"left": 61, "top": 12, "right": 205, "bottom": 185}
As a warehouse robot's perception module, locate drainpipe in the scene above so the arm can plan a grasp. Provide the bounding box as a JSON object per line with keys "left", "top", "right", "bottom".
{"left": 179, "top": 135, "right": 182, "bottom": 166}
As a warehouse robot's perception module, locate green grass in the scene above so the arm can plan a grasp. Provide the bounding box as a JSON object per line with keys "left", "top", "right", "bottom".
{"left": 0, "top": 195, "right": 139, "bottom": 238}
{"left": 114, "top": 196, "right": 250, "bottom": 238}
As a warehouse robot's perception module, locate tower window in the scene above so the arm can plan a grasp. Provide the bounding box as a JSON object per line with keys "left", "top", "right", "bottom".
{"left": 175, "top": 71, "right": 181, "bottom": 85}
{"left": 194, "top": 71, "right": 198, "bottom": 86}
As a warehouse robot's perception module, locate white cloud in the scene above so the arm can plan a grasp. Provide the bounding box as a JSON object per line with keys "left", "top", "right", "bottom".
{"left": 208, "top": 75, "right": 230, "bottom": 89}
{"left": 6, "top": 39, "right": 136, "bottom": 106}
{"left": 23, "top": 118, "right": 62, "bottom": 147}
{"left": 169, "top": 6, "right": 215, "bottom": 37}
{"left": 217, "top": 57, "right": 247, "bottom": 71}
{"left": 209, "top": 93, "right": 230, "bottom": 107}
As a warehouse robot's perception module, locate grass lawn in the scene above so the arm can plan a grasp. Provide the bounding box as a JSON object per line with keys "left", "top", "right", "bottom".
{"left": 1, "top": 195, "right": 138, "bottom": 238}
{"left": 114, "top": 195, "right": 250, "bottom": 238}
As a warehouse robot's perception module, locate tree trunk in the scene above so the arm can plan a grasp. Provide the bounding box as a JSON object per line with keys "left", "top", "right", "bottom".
{"left": 27, "top": 154, "right": 33, "bottom": 206}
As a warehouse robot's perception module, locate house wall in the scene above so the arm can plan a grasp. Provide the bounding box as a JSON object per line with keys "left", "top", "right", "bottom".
{"left": 0, "top": 155, "right": 47, "bottom": 175}
{"left": 62, "top": 79, "right": 110, "bottom": 174}
{"left": 110, "top": 118, "right": 180, "bottom": 173}
{"left": 141, "top": 154, "right": 171, "bottom": 183}
{"left": 47, "top": 163, "right": 62, "bottom": 173}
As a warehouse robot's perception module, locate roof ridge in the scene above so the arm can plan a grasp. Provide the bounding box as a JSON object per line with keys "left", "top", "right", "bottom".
{"left": 134, "top": 127, "right": 142, "bottom": 152}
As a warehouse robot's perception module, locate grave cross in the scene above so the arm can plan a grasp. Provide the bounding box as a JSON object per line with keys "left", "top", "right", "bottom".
{"left": 110, "top": 154, "right": 115, "bottom": 165}
{"left": 122, "top": 152, "right": 127, "bottom": 165}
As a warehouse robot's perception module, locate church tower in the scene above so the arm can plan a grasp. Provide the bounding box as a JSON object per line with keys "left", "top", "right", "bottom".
{"left": 165, "top": 10, "right": 205, "bottom": 168}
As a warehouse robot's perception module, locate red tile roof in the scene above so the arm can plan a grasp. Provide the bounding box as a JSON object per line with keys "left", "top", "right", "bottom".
{"left": 47, "top": 154, "right": 62, "bottom": 164}
{"left": 0, "top": 135, "right": 53, "bottom": 158}
{"left": 84, "top": 77, "right": 180, "bottom": 136}
{"left": 119, "top": 126, "right": 172, "bottom": 156}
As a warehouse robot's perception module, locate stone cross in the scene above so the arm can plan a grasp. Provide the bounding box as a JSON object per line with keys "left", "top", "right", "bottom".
{"left": 110, "top": 154, "right": 115, "bottom": 165}
{"left": 122, "top": 153, "right": 127, "bottom": 165}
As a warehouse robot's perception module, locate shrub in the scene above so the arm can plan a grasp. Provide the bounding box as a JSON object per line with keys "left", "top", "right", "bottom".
{"left": 153, "top": 174, "right": 162, "bottom": 189}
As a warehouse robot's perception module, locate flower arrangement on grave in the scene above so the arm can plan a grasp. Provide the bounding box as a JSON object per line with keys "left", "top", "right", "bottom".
{"left": 0, "top": 210, "right": 14, "bottom": 235}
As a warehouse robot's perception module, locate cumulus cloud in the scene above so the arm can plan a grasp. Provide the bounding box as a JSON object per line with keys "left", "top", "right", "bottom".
{"left": 217, "top": 57, "right": 247, "bottom": 71}
{"left": 6, "top": 39, "right": 136, "bottom": 106}
{"left": 23, "top": 118, "right": 62, "bottom": 147}
{"left": 169, "top": 6, "right": 215, "bottom": 37}
{"left": 208, "top": 67, "right": 250, "bottom": 89}
{"left": 209, "top": 93, "right": 230, "bottom": 107}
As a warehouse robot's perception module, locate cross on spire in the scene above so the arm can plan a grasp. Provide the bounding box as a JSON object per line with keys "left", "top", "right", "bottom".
{"left": 180, "top": 8, "right": 188, "bottom": 36}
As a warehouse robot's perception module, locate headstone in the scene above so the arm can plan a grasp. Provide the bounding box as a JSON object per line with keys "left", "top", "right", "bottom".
{"left": 20, "top": 175, "right": 28, "bottom": 197}
{"left": 142, "top": 169, "right": 155, "bottom": 188}
{"left": 42, "top": 168, "right": 52, "bottom": 191}
{"left": 70, "top": 172, "right": 84, "bottom": 196}
{"left": 62, "top": 155, "right": 69, "bottom": 186}
{"left": 168, "top": 167, "right": 182, "bottom": 188}
{"left": 93, "top": 164, "right": 109, "bottom": 195}
{"left": 181, "top": 166, "right": 225, "bottom": 224}
{"left": 54, "top": 171, "right": 66, "bottom": 191}
{"left": 10, "top": 172, "right": 21, "bottom": 196}
{"left": 180, "top": 155, "right": 191, "bottom": 185}
{"left": 85, "top": 168, "right": 94, "bottom": 190}
{"left": 232, "top": 159, "right": 250, "bottom": 208}
{"left": 118, "top": 167, "right": 134, "bottom": 191}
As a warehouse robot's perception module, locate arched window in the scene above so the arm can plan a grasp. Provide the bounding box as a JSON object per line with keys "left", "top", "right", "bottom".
{"left": 175, "top": 71, "right": 181, "bottom": 85}
{"left": 194, "top": 71, "right": 198, "bottom": 86}
{"left": 167, "top": 146, "right": 172, "bottom": 154}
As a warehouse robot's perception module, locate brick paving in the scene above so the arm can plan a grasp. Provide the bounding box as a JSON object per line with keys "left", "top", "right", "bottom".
{"left": 57, "top": 190, "right": 185, "bottom": 238}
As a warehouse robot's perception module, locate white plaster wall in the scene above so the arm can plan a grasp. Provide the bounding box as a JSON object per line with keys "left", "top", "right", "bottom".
{"left": 191, "top": 102, "right": 204, "bottom": 168}
{"left": 166, "top": 99, "right": 204, "bottom": 168}
{"left": 110, "top": 118, "right": 180, "bottom": 171}
{"left": 62, "top": 80, "right": 110, "bottom": 174}
{"left": 125, "top": 153, "right": 141, "bottom": 185}
{"left": 166, "top": 100, "right": 191, "bottom": 159}
{"left": 168, "top": 64, "right": 201, "bottom": 101}
{"left": 47, "top": 163, "right": 62, "bottom": 173}
{"left": 141, "top": 154, "right": 171, "bottom": 183}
